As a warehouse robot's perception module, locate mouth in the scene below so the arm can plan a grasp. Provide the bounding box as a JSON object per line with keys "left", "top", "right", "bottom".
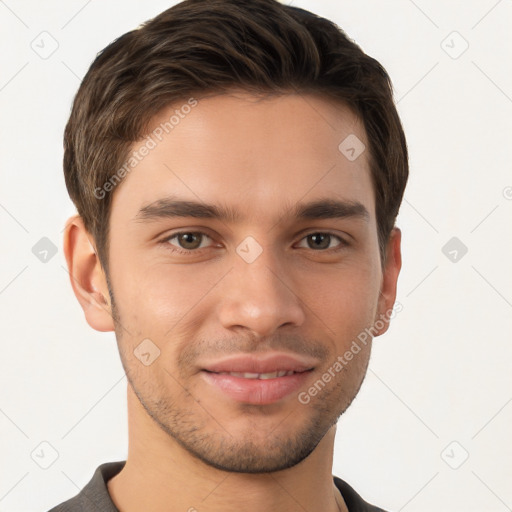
{"left": 198, "top": 352, "right": 318, "bottom": 405}
{"left": 203, "top": 369, "right": 312, "bottom": 379}
{"left": 200, "top": 367, "right": 314, "bottom": 405}
{"left": 200, "top": 352, "right": 318, "bottom": 374}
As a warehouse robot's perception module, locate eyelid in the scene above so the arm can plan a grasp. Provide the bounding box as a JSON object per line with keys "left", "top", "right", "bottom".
{"left": 294, "top": 231, "right": 347, "bottom": 249}
{"left": 162, "top": 231, "right": 216, "bottom": 251}
{"left": 159, "top": 229, "right": 349, "bottom": 254}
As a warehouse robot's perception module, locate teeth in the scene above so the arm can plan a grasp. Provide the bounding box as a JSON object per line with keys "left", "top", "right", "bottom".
{"left": 218, "top": 370, "right": 296, "bottom": 379}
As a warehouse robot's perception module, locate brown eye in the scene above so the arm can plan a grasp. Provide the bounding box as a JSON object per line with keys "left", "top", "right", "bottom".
{"left": 164, "top": 232, "right": 213, "bottom": 252}
{"left": 307, "top": 233, "right": 330, "bottom": 250}
{"left": 298, "top": 232, "right": 345, "bottom": 251}
{"left": 176, "top": 232, "right": 203, "bottom": 250}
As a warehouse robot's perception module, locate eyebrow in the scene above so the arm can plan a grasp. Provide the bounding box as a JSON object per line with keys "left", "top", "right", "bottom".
{"left": 134, "top": 196, "right": 370, "bottom": 224}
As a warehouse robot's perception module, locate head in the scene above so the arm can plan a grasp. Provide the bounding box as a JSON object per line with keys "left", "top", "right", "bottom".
{"left": 64, "top": 0, "right": 407, "bottom": 473}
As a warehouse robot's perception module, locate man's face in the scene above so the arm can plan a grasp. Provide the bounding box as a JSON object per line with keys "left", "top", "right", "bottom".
{"left": 105, "top": 91, "right": 395, "bottom": 473}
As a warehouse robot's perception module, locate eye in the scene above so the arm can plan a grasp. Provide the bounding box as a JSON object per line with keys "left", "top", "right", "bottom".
{"left": 159, "top": 230, "right": 349, "bottom": 256}
{"left": 162, "top": 231, "right": 214, "bottom": 253}
{"left": 296, "top": 232, "right": 347, "bottom": 252}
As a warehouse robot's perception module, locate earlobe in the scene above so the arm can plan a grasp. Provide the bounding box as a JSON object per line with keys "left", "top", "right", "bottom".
{"left": 374, "top": 227, "right": 402, "bottom": 337}
{"left": 63, "top": 215, "right": 115, "bottom": 332}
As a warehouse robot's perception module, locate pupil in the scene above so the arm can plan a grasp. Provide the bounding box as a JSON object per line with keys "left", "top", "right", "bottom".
{"left": 180, "top": 233, "right": 200, "bottom": 249}
{"left": 310, "top": 234, "right": 329, "bottom": 250}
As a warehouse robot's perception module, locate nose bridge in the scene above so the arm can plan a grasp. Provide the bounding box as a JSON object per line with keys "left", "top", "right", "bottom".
{"left": 217, "top": 240, "right": 305, "bottom": 337}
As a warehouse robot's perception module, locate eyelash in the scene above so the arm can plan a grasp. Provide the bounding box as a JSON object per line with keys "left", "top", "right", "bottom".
{"left": 159, "top": 230, "right": 349, "bottom": 256}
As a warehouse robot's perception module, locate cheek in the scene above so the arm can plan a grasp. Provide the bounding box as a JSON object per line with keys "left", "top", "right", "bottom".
{"left": 301, "top": 261, "right": 381, "bottom": 342}
{"left": 110, "top": 254, "right": 223, "bottom": 339}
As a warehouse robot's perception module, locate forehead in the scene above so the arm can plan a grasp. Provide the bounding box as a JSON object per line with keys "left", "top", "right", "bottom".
{"left": 110, "top": 92, "right": 375, "bottom": 226}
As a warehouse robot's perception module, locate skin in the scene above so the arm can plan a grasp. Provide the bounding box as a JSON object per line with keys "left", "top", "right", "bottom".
{"left": 64, "top": 91, "right": 401, "bottom": 512}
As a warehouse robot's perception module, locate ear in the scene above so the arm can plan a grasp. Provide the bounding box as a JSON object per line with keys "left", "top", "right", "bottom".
{"left": 63, "top": 215, "right": 115, "bottom": 332}
{"left": 374, "top": 227, "right": 402, "bottom": 336}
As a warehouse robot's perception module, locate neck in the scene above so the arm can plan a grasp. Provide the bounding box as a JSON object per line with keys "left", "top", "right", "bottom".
{"left": 107, "top": 385, "right": 347, "bottom": 512}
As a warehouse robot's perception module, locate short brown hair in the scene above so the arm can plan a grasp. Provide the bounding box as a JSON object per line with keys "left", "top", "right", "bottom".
{"left": 63, "top": 0, "right": 408, "bottom": 276}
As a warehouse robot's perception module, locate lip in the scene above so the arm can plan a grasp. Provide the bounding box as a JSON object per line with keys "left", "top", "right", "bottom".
{"left": 200, "top": 369, "right": 314, "bottom": 405}
{"left": 200, "top": 353, "right": 318, "bottom": 374}
{"left": 199, "top": 352, "right": 318, "bottom": 405}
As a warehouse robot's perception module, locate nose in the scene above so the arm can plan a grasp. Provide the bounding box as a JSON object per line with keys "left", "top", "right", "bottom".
{"left": 216, "top": 246, "right": 306, "bottom": 339}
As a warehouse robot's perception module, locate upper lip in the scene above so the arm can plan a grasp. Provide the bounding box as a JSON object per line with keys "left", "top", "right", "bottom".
{"left": 201, "top": 353, "right": 318, "bottom": 374}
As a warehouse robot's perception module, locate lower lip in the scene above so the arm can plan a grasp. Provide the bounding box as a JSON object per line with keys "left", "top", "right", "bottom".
{"left": 200, "top": 370, "right": 313, "bottom": 405}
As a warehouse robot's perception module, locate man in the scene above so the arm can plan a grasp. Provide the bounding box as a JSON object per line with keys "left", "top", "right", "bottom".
{"left": 53, "top": 0, "right": 407, "bottom": 510}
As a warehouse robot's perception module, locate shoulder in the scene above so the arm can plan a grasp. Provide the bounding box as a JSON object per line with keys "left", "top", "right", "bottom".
{"left": 334, "top": 476, "right": 389, "bottom": 512}
{"left": 47, "top": 461, "right": 125, "bottom": 512}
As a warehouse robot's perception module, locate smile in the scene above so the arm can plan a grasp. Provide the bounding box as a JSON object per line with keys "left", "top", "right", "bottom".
{"left": 214, "top": 370, "right": 299, "bottom": 379}
{"left": 200, "top": 368, "right": 314, "bottom": 405}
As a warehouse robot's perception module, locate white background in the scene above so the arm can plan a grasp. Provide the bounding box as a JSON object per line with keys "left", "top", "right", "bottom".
{"left": 1, "top": 1, "right": 511, "bottom": 511}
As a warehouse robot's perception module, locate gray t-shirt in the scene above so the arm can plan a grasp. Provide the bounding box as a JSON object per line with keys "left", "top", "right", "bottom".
{"left": 48, "top": 461, "right": 388, "bottom": 512}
